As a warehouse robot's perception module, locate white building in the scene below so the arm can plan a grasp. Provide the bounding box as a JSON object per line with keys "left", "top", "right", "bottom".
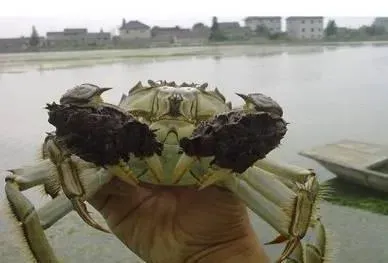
{"left": 244, "top": 16, "right": 282, "bottom": 34}
{"left": 286, "top": 16, "right": 324, "bottom": 40}
{"left": 119, "top": 20, "right": 151, "bottom": 40}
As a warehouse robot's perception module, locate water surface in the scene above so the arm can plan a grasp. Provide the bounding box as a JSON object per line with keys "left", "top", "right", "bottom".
{"left": 0, "top": 45, "right": 387, "bottom": 262}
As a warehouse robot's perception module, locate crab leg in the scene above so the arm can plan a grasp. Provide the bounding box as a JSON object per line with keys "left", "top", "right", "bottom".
{"left": 285, "top": 219, "right": 330, "bottom": 263}
{"left": 4, "top": 146, "right": 114, "bottom": 263}
{"left": 5, "top": 181, "right": 60, "bottom": 263}
{"left": 37, "top": 194, "right": 73, "bottom": 229}
{"left": 39, "top": 135, "right": 112, "bottom": 233}
{"left": 222, "top": 159, "right": 327, "bottom": 263}
{"left": 5, "top": 159, "right": 55, "bottom": 190}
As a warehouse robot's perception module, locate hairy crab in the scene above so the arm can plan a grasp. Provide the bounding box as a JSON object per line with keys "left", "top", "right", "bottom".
{"left": 4, "top": 81, "right": 331, "bottom": 263}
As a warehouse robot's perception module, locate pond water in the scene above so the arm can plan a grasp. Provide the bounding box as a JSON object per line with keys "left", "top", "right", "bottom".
{"left": 0, "top": 45, "right": 387, "bottom": 262}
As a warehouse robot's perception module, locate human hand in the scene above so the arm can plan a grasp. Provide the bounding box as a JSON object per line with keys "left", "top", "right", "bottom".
{"left": 88, "top": 177, "right": 270, "bottom": 263}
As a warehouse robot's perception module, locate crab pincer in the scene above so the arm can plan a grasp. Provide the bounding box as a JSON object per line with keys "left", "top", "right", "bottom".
{"left": 46, "top": 102, "right": 164, "bottom": 185}
{"left": 174, "top": 98, "right": 287, "bottom": 189}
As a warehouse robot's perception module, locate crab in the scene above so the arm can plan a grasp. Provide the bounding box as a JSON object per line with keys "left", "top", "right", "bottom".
{"left": 4, "top": 81, "right": 332, "bottom": 263}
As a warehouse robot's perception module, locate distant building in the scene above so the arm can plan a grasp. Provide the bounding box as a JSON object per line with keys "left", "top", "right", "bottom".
{"left": 119, "top": 20, "right": 151, "bottom": 40}
{"left": 286, "top": 16, "right": 324, "bottom": 40}
{"left": 217, "top": 21, "right": 251, "bottom": 40}
{"left": 244, "top": 16, "right": 282, "bottom": 34}
{"left": 151, "top": 26, "right": 188, "bottom": 43}
{"left": 218, "top": 22, "right": 240, "bottom": 30}
{"left": 373, "top": 17, "right": 388, "bottom": 32}
{"left": 47, "top": 28, "right": 87, "bottom": 46}
{"left": 86, "top": 30, "right": 112, "bottom": 46}
{"left": 46, "top": 28, "right": 111, "bottom": 46}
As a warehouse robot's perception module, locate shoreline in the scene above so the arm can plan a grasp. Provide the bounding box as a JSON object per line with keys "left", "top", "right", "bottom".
{"left": 1, "top": 42, "right": 387, "bottom": 74}
{"left": 1, "top": 39, "right": 388, "bottom": 56}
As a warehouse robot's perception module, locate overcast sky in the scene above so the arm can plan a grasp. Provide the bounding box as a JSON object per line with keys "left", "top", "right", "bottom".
{"left": 0, "top": 0, "right": 386, "bottom": 38}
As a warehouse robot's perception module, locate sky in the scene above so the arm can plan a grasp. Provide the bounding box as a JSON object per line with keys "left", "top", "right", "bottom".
{"left": 0, "top": 0, "right": 387, "bottom": 38}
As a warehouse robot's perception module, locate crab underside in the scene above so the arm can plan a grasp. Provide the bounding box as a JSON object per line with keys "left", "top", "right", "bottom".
{"left": 3, "top": 80, "right": 333, "bottom": 263}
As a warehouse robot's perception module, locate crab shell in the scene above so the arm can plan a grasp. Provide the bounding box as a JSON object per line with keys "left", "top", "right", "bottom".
{"left": 112, "top": 80, "right": 283, "bottom": 186}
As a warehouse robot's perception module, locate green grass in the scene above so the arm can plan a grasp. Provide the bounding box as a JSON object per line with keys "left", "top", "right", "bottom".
{"left": 322, "top": 178, "right": 388, "bottom": 215}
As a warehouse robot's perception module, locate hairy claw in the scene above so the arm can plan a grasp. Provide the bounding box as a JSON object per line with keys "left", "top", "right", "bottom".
{"left": 45, "top": 102, "right": 163, "bottom": 186}
{"left": 179, "top": 110, "right": 287, "bottom": 173}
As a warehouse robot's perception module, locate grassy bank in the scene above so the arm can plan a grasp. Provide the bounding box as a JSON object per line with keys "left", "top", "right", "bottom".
{"left": 2, "top": 38, "right": 388, "bottom": 55}
{"left": 322, "top": 178, "right": 388, "bottom": 215}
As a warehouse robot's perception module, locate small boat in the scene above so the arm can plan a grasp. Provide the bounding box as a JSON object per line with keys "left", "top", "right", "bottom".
{"left": 299, "top": 139, "right": 388, "bottom": 193}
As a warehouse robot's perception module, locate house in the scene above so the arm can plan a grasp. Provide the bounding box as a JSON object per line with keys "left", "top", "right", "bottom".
{"left": 373, "top": 17, "right": 388, "bottom": 32}
{"left": 218, "top": 22, "right": 240, "bottom": 31}
{"left": 119, "top": 20, "right": 151, "bottom": 40}
{"left": 217, "top": 21, "right": 251, "bottom": 40}
{"left": 244, "top": 16, "right": 282, "bottom": 34}
{"left": 46, "top": 28, "right": 88, "bottom": 46}
{"left": 192, "top": 23, "right": 210, "bottom": 35}
{"left": 86, "top": 30, "right": 112, "bottom": 46}
{"left": 149, "top": 26, "right": 208, "bottom": 45}
{"left": 151, "top": 26, "right": 188, "bottom": 42}
{"left": 286, "top": 16, "right": 324, "bottom": 40}
{"left": 46, "top": 28, "right": 111, "bottom": 46}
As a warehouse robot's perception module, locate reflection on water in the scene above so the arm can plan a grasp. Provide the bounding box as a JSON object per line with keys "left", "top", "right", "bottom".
{"left": 1, "top": 45, "right": 388, "bottom": 262}
{"left": 285, "top": 46, "right": 325, "bottom": 55}
{"left": 323, "top": 178, "right": 388, "bottom": 215}
{"left": 0, "top": 45, "right": 363, "bottom": 74}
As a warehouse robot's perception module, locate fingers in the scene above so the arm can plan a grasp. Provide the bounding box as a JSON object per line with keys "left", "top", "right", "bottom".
{"left": 87, "top": 177, "right": 153, "bottom": 215}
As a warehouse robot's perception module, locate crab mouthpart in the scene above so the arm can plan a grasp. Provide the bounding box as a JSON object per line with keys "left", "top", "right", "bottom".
{"left": 172, "top": 153, "right": 197, "bottom": 184}
{"left": 144, "top": 154, "right": 164, "bottom": 183}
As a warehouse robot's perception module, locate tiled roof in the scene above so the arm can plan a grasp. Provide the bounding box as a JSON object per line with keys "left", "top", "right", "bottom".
{"left": 286, "top": 16, "right": 324, "bottom": 20}
{"left": 121, "top": 20, "right": 150, "bottom": 30}
{"left": 245, "top": 16, "right": 281, "bottom": 21}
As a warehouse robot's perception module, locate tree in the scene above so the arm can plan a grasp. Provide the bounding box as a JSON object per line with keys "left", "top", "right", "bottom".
{"left": 365, "top": 25, "right": 386, "bottom": 36}
{"left": 255, "top": 25, "right": 270, "bottom": 37}
{"left": 29, "top": 26, "right": 40, "bottom": 47}
{"left": 324, "top": 20, "right": 338, "bottom": 37}
{"left": 209, "top": 16, "right": 227, "bottom": 41}
{"left": 121, "top": 18, "right": 126, "bottom": 29}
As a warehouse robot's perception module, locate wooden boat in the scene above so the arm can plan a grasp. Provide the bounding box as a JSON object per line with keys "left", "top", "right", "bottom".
{"left": 299, "top": 139, "right": 388, "bottom": 193}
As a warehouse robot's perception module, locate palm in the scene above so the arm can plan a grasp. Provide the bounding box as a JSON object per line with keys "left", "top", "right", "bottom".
{"left": 88, "top": 178, "right": 269, "bottom": 263}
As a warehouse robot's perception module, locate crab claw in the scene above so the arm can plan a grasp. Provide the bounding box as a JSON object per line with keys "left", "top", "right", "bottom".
{"left": 179, "top": 109, "right": 287, "bottom": 187}
{"left": 72, "top": 198, "right": 110, "bottom": 233}
{"left": 172, "top": 154, "right": 197, "bottom": 184}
